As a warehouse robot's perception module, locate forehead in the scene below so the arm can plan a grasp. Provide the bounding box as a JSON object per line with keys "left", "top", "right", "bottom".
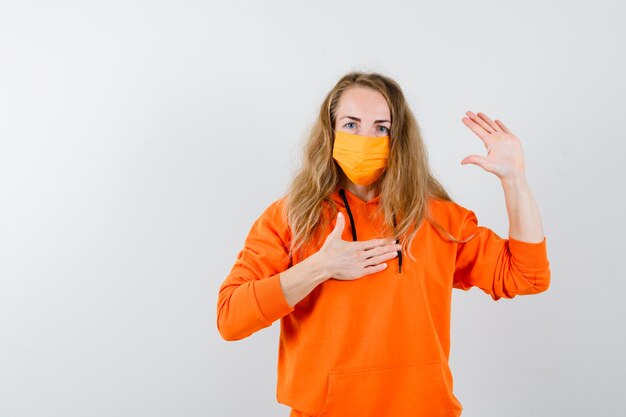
{"left": 336, "top": 86, "right": 390, "bottom": 120}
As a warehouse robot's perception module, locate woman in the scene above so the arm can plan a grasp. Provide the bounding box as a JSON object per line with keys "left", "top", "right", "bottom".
{"left": 216, "top": 71, "right": 550, "bottom": 417}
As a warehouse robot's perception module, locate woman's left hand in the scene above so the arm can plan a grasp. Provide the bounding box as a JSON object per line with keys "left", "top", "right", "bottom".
{"left": 460, "top": 111, "right": 525, "bottom": 181}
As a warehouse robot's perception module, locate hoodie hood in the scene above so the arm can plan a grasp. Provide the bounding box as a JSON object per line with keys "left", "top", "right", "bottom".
{"left": 329, "top": 185, "right": 402, "bottom": 274}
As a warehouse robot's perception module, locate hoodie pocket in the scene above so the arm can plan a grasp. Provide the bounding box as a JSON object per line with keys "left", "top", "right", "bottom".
{"left": 317, "top": 360, "right": 458, "bottom": 417}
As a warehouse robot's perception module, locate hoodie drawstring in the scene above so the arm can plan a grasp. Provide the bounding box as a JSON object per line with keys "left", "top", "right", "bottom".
{"left": 339, "top": 188, "right": 358, "bottom": 241}
{"left": 393, "top": 212, "right": 403, "bottom": 274}
{"left": 338, "top": 188, "right": 402, "bottom": 274}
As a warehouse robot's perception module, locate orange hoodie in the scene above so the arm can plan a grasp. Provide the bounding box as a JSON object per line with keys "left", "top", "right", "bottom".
{"left": 217, "top": 185, "right": 550, "bottom": 417}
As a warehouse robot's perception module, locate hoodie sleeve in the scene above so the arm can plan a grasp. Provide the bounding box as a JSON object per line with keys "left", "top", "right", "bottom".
{"left": 452, "top": 208, "right": 551, "bottom": 301}
{"left": 216, "top": 199, "right": 295, "bottom": 341}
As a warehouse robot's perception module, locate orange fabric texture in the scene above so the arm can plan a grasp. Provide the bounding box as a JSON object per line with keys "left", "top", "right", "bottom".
{"left": 332, "top": 130, "right": 390, "bottom": 186}
{"left": 216, "top": 185, "right": 551, "bottom": 417}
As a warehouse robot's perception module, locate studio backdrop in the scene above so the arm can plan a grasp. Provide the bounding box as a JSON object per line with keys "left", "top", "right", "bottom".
{"left": 1, "top": 1, "right": 624, "bottom": 416}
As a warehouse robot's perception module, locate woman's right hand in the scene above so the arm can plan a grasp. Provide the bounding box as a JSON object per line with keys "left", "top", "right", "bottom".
{"left": 316, "top": 212, "right": 401, "bottom": 281}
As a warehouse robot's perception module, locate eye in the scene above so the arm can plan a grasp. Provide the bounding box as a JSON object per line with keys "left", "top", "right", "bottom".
{"left": 343, "top": 122, "right": 357, "bottom": 129}
{"left": 378, "top": 125, "right": 389, "bottom": 133}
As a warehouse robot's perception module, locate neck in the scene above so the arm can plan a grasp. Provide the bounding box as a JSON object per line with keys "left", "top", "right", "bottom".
{"left": 339, "top": 176, "right": 380, "bottom": 203}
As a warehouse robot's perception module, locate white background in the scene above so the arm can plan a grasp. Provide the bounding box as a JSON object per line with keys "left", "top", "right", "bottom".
{"left": 1, "top": 1, "right": 625, "bottom": 416}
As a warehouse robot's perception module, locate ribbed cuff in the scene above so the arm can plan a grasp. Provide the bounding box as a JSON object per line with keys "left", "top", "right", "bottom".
{"left": 508, "top": 236, "right": 549, "bottom": 268}
{"left": 252, "top": 273, "right": 295, "bottom": 326}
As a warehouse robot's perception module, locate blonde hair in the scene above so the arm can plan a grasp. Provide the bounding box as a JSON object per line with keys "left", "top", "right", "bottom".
{"left": 282, "top": 71, "right": 478, "bottom": 262}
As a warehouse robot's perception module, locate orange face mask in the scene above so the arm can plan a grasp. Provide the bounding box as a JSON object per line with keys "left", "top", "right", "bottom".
{"left": 332, "top": 130, "right": 390, "bottom": 186}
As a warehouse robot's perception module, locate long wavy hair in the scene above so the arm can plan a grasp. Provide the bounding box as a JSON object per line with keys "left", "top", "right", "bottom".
{"left": 282, "top": 71, "right": 478, "bottom": 262}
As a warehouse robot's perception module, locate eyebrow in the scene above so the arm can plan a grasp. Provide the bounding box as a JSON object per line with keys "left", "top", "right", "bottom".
{"left": 340, "top": 115, "right": 391, "bottom": 124}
